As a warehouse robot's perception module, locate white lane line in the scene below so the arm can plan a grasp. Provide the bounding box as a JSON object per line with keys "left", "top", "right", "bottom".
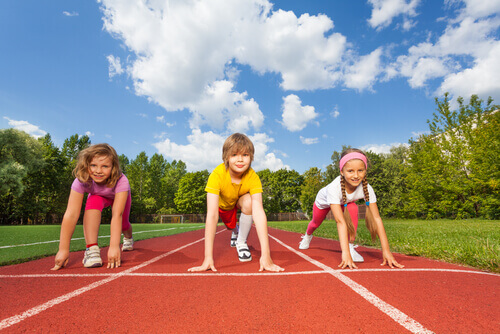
{"left": 0, "top": 229, "right": 217, "bottom": 330}
{"left": 0, "top": 226, "right": 201, "bottom": 249}
{"left": 1, "top": 267, "right": 497, "bottom": 279}
{"left": 269, "top": 234, "right": 435, "bottom": 334}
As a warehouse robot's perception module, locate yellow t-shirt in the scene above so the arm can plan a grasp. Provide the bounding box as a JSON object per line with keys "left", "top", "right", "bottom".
{"left": 205, "top": 163, "right": 263, "bottom": 211}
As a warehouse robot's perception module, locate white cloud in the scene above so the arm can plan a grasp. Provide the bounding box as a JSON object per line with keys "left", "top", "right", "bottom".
{"left": 344, "top": 48, "right": 383, "bottom": 91}
{"left": 367, "top": 0, "right": 421, "bottom": 30}
{"left": 188, "top": 80, "right": 264, "bottom": 133}
{"left": 107, "top": 55, "right": 124, "bottom": 78}
{"left": 454, "top": 0, "right": 500, "bottom": 19}
{"left": 153, "top": 129, "right": 286, "bottom": 172}
{"left": 281, "top": 94, "right": 318, "bottom": 132}
{"left": 85, "top": 131, "right": 95, "bottom": 137}
{"left": 330, "top": 106, "right": 340, "bottom": 118}
{"left": 300, "top": 136, "right": 319, "bottom": 145}
{"left": 392, "top": 4, "right": 500, "bottom": 101}
{"left": 438, "top": 41, "right": 500, "bottom": 100}
{"left": 98, "top": 0, "right": 349, "bottom": 121}
{"left": 360, "top": 142, "right": 408, "bottom": 154}
{"left": 4, "top": 117, "right": 47, "bottom": 139}
{"left": 63, "top": 11, "right": 79, "bottom": 17}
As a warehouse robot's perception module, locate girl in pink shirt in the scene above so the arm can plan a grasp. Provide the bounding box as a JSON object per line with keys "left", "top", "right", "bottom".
{"left": 52, "top": 143, "right": 133, "bottom": 270}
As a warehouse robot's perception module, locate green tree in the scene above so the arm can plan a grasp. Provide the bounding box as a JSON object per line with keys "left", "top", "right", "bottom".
{"left": 127, "top": 152, "right": 149, "bottom": 214}
{"left": 300, "top": 167, "right": 324, "bottom": 217}
{"left": 174, "top": 170, "right": 209, "bottom": 214}
{"left": 0, "top": 129, "right": 44, "bottom": 223}
{"left": 258, "top": 169, "right": 303, "bottom": 213}
{"left": 160, "top": 160, "right": 187, "bottom": 213}
{"left": 406, "top": 94, "right": 499, "bottom": 219}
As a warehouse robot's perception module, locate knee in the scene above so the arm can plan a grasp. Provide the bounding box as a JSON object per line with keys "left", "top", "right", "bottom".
{"left": 238, "top": 194, "right": 253, "bottom": 215}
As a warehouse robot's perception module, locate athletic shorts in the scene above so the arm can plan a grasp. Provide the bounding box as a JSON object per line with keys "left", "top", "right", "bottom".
{"left": 219, "top": 207, "right": 237, "bottom": 229}
{"left": 85, "top": 193, "right": 132, "bottom": 231}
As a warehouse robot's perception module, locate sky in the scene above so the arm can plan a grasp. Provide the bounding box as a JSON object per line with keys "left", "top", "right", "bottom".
{"left": 1, "top": 0, "right": 500, "bottom": 173}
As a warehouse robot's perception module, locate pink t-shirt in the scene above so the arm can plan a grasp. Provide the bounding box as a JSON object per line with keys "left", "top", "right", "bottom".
{"left": 71, "top": 174, "right": 130, "bottom": 199}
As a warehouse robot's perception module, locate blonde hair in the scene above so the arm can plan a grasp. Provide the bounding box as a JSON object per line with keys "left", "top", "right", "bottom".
{"left": 222, "top": 133, "right": 255, "bottom": 171}
{"left": 73, "top": 143, "right": 122, "bottom": 187}
{"left": 339, "top": 148, "right": 378, "bottom": 241}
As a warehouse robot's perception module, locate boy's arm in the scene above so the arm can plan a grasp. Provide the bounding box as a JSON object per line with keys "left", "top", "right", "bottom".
{"left": 331, "top": 204, "right": 357, "bottom": 269}
{"left": 251, "top": 193, "right": 284, "bottom": 272}
{"left": 369, "top": 203, "right": 404, "bottom": 268}
{"left": 52, "top": 190, "right": 84, "bottom": 270}
{"left": 107, "top": 191, "right": 129, "bottom": 269}
{"left": 188, "top": 193, "right": 219, "bottom": 272}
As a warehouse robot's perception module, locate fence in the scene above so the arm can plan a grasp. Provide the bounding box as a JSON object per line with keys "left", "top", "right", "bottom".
{"left": 1, "top": 206, "right": 365, "bottom": 225}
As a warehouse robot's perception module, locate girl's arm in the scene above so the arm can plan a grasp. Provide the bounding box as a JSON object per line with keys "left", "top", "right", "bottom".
{"left": 107, "top": 190, "right": 129, "bottom": 269}
{"left": 331, "top": 204, "right": 357, "bottom": 269}
{"left": 188, "top": 193, "right": 219, "bottom": 272}
{"left": 251, "top": 193, "right": 284, "bottom": 272}
{"left": 369, "top": 203, "right": 404, "bottom": 268}
{"left": 52, "top": 190, "right": 84, "bottom": 270}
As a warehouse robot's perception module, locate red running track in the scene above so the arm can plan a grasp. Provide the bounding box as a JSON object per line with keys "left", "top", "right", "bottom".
{"left": 0, "top": 227, "right": 498, "bottom": 333}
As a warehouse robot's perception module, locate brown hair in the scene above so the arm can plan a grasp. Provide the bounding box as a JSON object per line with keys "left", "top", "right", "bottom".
{"left": 73, "top": 143, "right": 122, "bottom": 188}
{"left": 222, "top": 133, "right": 255, "bottom": 170}
{"left": 339, "top": 148, "right": 377, "bottom": 241}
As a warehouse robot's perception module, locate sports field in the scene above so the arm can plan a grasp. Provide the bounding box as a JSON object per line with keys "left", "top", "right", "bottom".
{"left": 1, "top": 226, "right": 498, "bottom": 333}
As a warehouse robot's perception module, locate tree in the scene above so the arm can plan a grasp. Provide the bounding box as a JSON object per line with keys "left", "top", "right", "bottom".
{"left": 300, "top": 167, "right": 324, "bottom": 217}
{"left": 174, "top": 170, "right": 209, "bottom": 214}
{"left": 0, "top": 129, "right": 44, "bottom": 222}
{"left": 160, "top": 160, "right": 187, "bottom": 213}
{"left": 405, "top": 94, "right": 499, "bottom": 218}
{"left": 258, "top": 169, "right": 303, "bottom": 213}
{"left": 127, "top": 152, "right": 149, "bottom": 214}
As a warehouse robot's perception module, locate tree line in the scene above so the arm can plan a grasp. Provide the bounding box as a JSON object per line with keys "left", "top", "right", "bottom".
{"left": 1, "top": 94, "right": 498, "bottom": 224}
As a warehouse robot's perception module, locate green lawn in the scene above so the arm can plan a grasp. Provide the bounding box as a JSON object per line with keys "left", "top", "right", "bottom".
{"left": 268, "top": 219, "right": 500, "bottom": 273}
{"left": 1, "top": 219, "right": 499, "bottom": 273}
{"left": 0, "top": 223, "right": 204, "bottom": 266}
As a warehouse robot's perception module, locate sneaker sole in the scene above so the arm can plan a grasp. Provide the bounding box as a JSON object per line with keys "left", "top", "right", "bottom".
{"left": 236, "top": 246, "right": 252, "bottom": 262}
{"left": 83, "top": 262, "right": 103, "bottom": 268}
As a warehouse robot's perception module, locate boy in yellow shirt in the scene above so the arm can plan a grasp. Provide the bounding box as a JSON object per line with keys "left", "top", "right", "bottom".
{"left": 188, "top": 133, "right": 284, "bottom": 272}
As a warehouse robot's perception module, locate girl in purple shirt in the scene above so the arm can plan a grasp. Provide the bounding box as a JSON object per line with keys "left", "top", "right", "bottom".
{"left": 52, "top": 143, "right": 133, "bottom": 270}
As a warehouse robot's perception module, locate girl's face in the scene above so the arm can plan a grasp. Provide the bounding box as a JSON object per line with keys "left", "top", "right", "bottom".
{"left": 228, "top": 151, "right": 251, "bottom": 177}
{"left": 341, "top": 159, "right": 366, "bottom": 192}
{"left": 88, "top": 155, "right": 113, "bottom": 184}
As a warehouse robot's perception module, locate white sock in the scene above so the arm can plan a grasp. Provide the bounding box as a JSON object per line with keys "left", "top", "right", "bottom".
{"left": 236, "top": 213, "right": 252, "bottom": 245}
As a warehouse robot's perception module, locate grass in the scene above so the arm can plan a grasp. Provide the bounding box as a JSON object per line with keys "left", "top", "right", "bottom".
{"left": 0, "top": 223, "right": 205, "bottom": 267}
{"left": 268, "top": 219, "right": 500, "bottom": 273}
{"left": 1, "top": 219, "right": 499, "bottom": 273}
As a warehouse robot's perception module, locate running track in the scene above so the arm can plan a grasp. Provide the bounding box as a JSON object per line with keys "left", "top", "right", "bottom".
{"left": 0, "top": 227, "right": 498, "bottom": 333}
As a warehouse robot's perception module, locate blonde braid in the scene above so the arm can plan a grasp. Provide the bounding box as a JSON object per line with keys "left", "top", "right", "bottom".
{"left": 362, "top": 178, "right": 378, "bottom": 240}
{"left": 341, "top": 176, "right": 356, "bottom": 238}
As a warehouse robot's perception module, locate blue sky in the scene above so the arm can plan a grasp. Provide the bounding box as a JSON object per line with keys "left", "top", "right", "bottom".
{"left": 1, "top": 0, "right": 500, "bottom": 173}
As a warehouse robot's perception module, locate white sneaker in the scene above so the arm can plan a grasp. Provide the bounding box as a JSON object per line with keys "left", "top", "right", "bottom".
{"left": 230, "top": 230, "right": 238, "bottom": 247}
{"left": 349, "top": 243, "right": 364, "bottom": 262}
{"left": 236, "top": 242, "right": 252, "bottom": 262}
{"left": 299, "top": 234, "right": 313, "bottom": 249}
{"left": 82, "top": 245, "right": 102, "bottom": 268}
{"left": 122, "top": 236, "right": 134, "bottom": 251}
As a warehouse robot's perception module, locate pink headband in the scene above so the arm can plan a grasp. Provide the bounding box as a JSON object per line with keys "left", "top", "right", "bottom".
{"left": 339, "top": 152, "right": 367, "bottom": 171}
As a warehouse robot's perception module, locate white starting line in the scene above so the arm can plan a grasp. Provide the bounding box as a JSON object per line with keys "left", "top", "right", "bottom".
{"left": 1, "top": 230, "right": 498, "bottom": 333}
{"left": 0, "top": 226, "right": 201, "bottom": 249}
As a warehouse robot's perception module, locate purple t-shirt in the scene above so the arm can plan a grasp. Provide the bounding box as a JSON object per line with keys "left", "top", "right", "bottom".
{"left": 71, "top": 174, "right": 130, "bottom": 199}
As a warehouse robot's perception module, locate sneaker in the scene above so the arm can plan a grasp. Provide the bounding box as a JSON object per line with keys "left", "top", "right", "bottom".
{"left": 349, "top": 243, "right": 364, "bottom": 262}
{"left": 82, "top": 245, "right": 103, "bottom": 268}
{"left": 299, "top": 234, "right": 313, "bottom": 249}
{"left": 122, "top": 236, "right": 134, "bottom": 251}
{"left": 230, "top": 230, "right": 238, "bottom": 247}
{"left": 236, "top": 242, "right": 252, "bottom": 262}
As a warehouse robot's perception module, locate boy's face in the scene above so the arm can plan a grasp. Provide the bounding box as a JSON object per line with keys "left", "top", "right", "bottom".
{"left": 227, "top": 151, "right": 251, "bottom": 175}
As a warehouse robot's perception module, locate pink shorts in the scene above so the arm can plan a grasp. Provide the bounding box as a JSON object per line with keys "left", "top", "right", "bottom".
{"left": 219, "top": 207, "right": 237, "bottom": 229}
{"left": 85, "top": 193, "right": 132, "bottom": 231}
